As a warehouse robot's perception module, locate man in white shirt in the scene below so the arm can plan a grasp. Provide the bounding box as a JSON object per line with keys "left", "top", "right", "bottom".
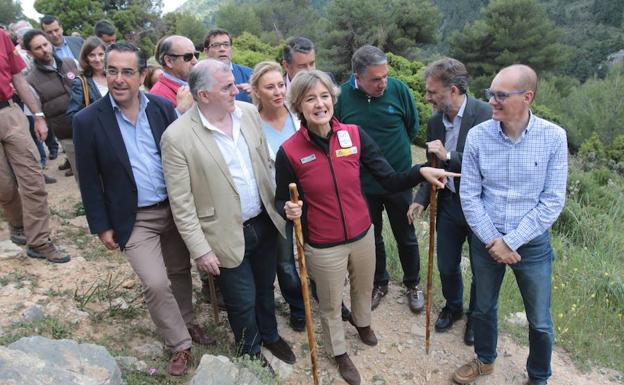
{"left": 161, "top": 59, "right": 296, "bottom": 365}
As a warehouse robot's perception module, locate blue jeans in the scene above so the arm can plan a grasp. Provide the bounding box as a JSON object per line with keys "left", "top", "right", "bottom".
{"left": 436, "top": 191, "right": 475, "bottom": 315}
{"left": 27, "top": 115, "right": 46, "bottom": 168}
{"left": 218, "top": 210, "right": 279, "bottom": 356}
{"left": 472, "top": 231, "right": 554, "bottom": 385}
{"left": 367, "top": 191, "right": 420, "bottom": 288}
{"left": 276, "top": 221, "right": 305, "bottom": 320}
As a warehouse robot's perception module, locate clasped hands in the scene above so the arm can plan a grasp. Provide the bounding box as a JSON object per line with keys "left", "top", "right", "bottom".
{"left": 486, "top": 238, "right": 521, "bottom": 264}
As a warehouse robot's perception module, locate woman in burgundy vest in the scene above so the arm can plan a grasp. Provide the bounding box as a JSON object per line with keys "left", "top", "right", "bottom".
{"left": 274, "top": 70, "right": 457, "bottom": 385}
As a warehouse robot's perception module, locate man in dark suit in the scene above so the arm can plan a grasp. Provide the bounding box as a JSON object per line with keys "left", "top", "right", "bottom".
{"left": 73, "top": 43, "right": 215, "bottom": 377}
{"left": 40, "top": 15, "right": 83, "bottom": 61}
{"left": 408, "top": 58, "right": 492, "bottom": 346}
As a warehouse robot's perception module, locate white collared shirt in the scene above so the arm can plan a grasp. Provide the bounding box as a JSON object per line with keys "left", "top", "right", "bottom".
{"left": 441, "top": 95, "right": 467, "bottom": 192}
{"left": 198, "top": 107, "right": 262, "bottom": 221}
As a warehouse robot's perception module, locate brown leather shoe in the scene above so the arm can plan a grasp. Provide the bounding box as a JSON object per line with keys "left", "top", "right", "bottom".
{"left": 187, "top": 324, "right": 216, "bottom": 346}
{"left": 453, "top": 358, "right": 494, "bottom": 384}
{"left": 335, "top": 353, "right": 361, "bottom": 385}
{"left": 371, "top": 285, "right": 388, "bottom": 310}
{"left": 407, "top": 286, "right": 424, "bottom": 313}
{"left": 27, "top": 242, "right": 70, "bottom": 263}
{"left": 168, "top": 349, "right": 191, "bottom": 376}
{"left": 348, "top": 315, "right": 378, "bottom": 346}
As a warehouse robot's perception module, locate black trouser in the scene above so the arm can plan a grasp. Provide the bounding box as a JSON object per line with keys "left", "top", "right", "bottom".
{"left": 367, "top": 190, "right": 420, "bottom": 288}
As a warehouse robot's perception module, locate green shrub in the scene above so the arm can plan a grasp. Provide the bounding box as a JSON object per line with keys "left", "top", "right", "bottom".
{"left": 607, "top": 134, "right": 624, "bottom": 163}
{"left": 579, "top": 132, "right": 607, "bottom": 159}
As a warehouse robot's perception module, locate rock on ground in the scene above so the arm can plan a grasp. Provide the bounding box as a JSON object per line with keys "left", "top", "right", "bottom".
{"left": 188, "top": 354, "right": 265, "bottom": 385}
{"left": 0, "top": 240, "right": 23, "bottom": 259}
{"left": 2, "top": 336, "right": 122, "bottom": 385}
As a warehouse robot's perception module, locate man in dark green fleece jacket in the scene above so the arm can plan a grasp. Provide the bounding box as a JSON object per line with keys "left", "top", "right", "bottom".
{"left": 334, "top": 45, "right": 423, "bottom": 314}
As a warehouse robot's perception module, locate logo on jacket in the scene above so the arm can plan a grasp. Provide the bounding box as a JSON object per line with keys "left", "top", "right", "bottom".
{"left": 387, "top": 105, "right": 396, "bottom": 114}
{"left": 300, "top": 154, "right": 316, "bottom": 164}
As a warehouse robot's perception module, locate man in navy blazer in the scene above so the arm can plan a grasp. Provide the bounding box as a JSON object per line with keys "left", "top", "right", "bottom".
{"left": 409, "top": 58, "right": 492, "bottom": 346}
{"left": 73, "top": 43, "right": 215, "bottom": 376}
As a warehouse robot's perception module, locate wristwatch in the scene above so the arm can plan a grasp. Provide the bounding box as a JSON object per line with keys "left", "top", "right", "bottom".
{"left": 446, "top": 151, "right": 452, "bottom": 161}
{"left": 34, "top": 112, "right": 45, "bottom": 118}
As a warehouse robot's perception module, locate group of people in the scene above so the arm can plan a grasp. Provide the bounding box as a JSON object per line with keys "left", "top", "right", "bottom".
{"left": 0, "top": 15, "right": 567, "bottom": 385}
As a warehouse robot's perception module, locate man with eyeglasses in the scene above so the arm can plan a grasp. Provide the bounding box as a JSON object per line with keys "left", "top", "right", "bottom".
{"left": 203, "top": 28, "right": 253, "bottom": 103}
{"left": 408, "top": 58, "right": 492, "bottom": 346}
{"left": 23, "top": 29, "right": 78, "bottom": 179}
{"left": 73, "top": 42, "right": 216, "bottom": 377}
{"left": 150, "top": 35, "right": 197, "bottom": 115}
{"left": 453, "top": 64, "right": 567, "bottom": 385}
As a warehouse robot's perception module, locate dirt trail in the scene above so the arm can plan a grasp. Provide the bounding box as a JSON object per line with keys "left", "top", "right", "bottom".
{"left": 1, "top": 154, "right": 622, "bottom": 385}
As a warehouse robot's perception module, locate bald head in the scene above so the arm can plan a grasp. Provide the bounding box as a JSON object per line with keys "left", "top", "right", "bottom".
{"left": 498, "top": 64, "right": 538, "bottom": 94}
{"left": 188, "top": 59, "right": 230, "bottom": 100}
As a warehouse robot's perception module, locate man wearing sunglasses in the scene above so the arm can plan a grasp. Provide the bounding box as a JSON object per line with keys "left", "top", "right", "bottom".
{"left": 453, "top": 64, "right": 568, "bottom": 385}
{"left": 150, "top": 35, "right": 198, "bottom": 115}
{"left": 203, "top": 28, "right": 253, "bottom": 103}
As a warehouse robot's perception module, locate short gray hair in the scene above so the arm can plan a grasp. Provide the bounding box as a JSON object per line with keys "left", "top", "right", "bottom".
{"left": 351, "top": 45, "right": 387, "bottom": 76}
{"left": 287, "top": 70, "right": 339, "bottom": 123}
{"left": 188, "top": 59, "right": 230, "bottom": 101}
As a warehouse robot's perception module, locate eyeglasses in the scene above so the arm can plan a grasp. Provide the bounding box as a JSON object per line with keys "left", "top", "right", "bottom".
{"left": 105, "top": 68, "right": 139, "bottom": 78}
{"left": 166, "top": 51, "right": 200, "bottom": 62}
{"left": 207, "top": 42, "right": 231, "bottom": 49}
{"left": 484, "top": 88, "right": 528, "bottom": 103}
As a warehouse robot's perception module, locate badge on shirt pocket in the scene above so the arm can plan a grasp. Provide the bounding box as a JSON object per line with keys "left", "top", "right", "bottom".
{"left": 336, "top": 146, "right": 358, "bottom": 157}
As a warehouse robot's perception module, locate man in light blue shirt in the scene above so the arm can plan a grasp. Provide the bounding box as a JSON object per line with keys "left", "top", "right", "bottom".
{"left": 73, "top": 43, "right": 216, "bottom": 377}
{"left": 454, "top": 64, "right": 567, "bottom": 385}
{"left": 40, "top": 15, "right": 83, "bottom": 62}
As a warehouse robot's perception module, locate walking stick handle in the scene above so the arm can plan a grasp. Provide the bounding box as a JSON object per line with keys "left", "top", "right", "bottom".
{"left": 288, "top": 183, "right": 320, "bottom": 385}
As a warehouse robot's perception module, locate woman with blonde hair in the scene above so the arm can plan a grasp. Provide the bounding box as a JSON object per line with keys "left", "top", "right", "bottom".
{"left": 250, "top": 60, "right": 306, "bottom": 331}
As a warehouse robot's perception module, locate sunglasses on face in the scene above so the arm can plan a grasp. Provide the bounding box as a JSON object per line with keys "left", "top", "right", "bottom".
{"left": 484, "top": 88, "right": 528, "bottom": 103}
{"left": 167, "top": 51, "right": 200, "bottom": 62}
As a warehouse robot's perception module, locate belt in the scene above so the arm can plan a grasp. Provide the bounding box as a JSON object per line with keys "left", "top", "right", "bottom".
{"left": 243, "top": 210, "right": 265, "bottom": 228}
{"left": 138, "top": 199, "right": 169, "bottom": 210}
{"left": 0, "top": 100, "right": 11, "bottom": 110}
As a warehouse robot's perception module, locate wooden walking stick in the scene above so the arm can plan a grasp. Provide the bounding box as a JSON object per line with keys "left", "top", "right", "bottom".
{"left": 289, "top": 183, "right": 320, "bottom": 385}
{"left": 425, "top": 157, "right": 439, "bottom": 355}
{"left": 207, "top": 274, "right": 220, "bottom": 324}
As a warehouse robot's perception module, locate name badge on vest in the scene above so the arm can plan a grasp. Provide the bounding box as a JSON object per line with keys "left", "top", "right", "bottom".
{"left": 336, "top": 146, "right": 358, "bottom": 157}
{"left": 300, "top": 154, "right": 316, "bottom": 164}
{"left": 337, "top": 130, "right": 353, "bottom": 148}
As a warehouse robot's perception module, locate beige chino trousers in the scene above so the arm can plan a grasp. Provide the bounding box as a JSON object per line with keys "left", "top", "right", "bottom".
{"left": 124, "top": 203, "right": 194, "bottom": 352}
{"left": 305, "top": 226, "right": 375, "bottom": 356}
{"left": 0, "top": 102, "right": 50, "bottom": 247}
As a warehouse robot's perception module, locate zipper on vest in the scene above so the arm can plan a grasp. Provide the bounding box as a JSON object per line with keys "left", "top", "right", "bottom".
{"left": 324, "top": 152, "right": 348, "bottom": 241}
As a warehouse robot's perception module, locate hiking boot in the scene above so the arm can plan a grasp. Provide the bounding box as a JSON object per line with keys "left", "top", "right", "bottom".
{"left": 43, "top": 174, "right": 57, "bottom": 184}
{"left": 27, "top": 242, "right": 70, "bottom": 263}
{"left": 9, "top": 225, "right": 26, "bottom": 246}
{"left": 406, "top": 286, "right": 424, "bottom": 313}
{"left": 348, "top": 315, "right": 378, "bottom": 346}
{"left": 58, "top": 159, "right": 71, "bottom": 170}
{"left": 168, "top": 349, "right": 191, "bottom": 376}
{"left": 371, "top": 284, "right": 388, "bottom": 310}
{"left": 453, "top": 358, "right": 494, "bottom": 384}
{"left": 335, "top": 353, "right": 361, "bottom": 385}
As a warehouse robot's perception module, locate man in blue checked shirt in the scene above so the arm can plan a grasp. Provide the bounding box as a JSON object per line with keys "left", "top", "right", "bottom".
{"left": 453, "top": 64, "right": 567, "bottom": 385}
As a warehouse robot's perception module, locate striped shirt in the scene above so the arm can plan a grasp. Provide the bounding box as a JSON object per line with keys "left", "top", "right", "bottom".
{"left": 459, "top": 112, "right": 568, "bottom": 251}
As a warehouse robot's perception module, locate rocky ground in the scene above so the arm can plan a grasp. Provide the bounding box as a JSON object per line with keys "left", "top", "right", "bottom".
{"left": 1, "top": 153, "right": 623, "bottom": 385}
